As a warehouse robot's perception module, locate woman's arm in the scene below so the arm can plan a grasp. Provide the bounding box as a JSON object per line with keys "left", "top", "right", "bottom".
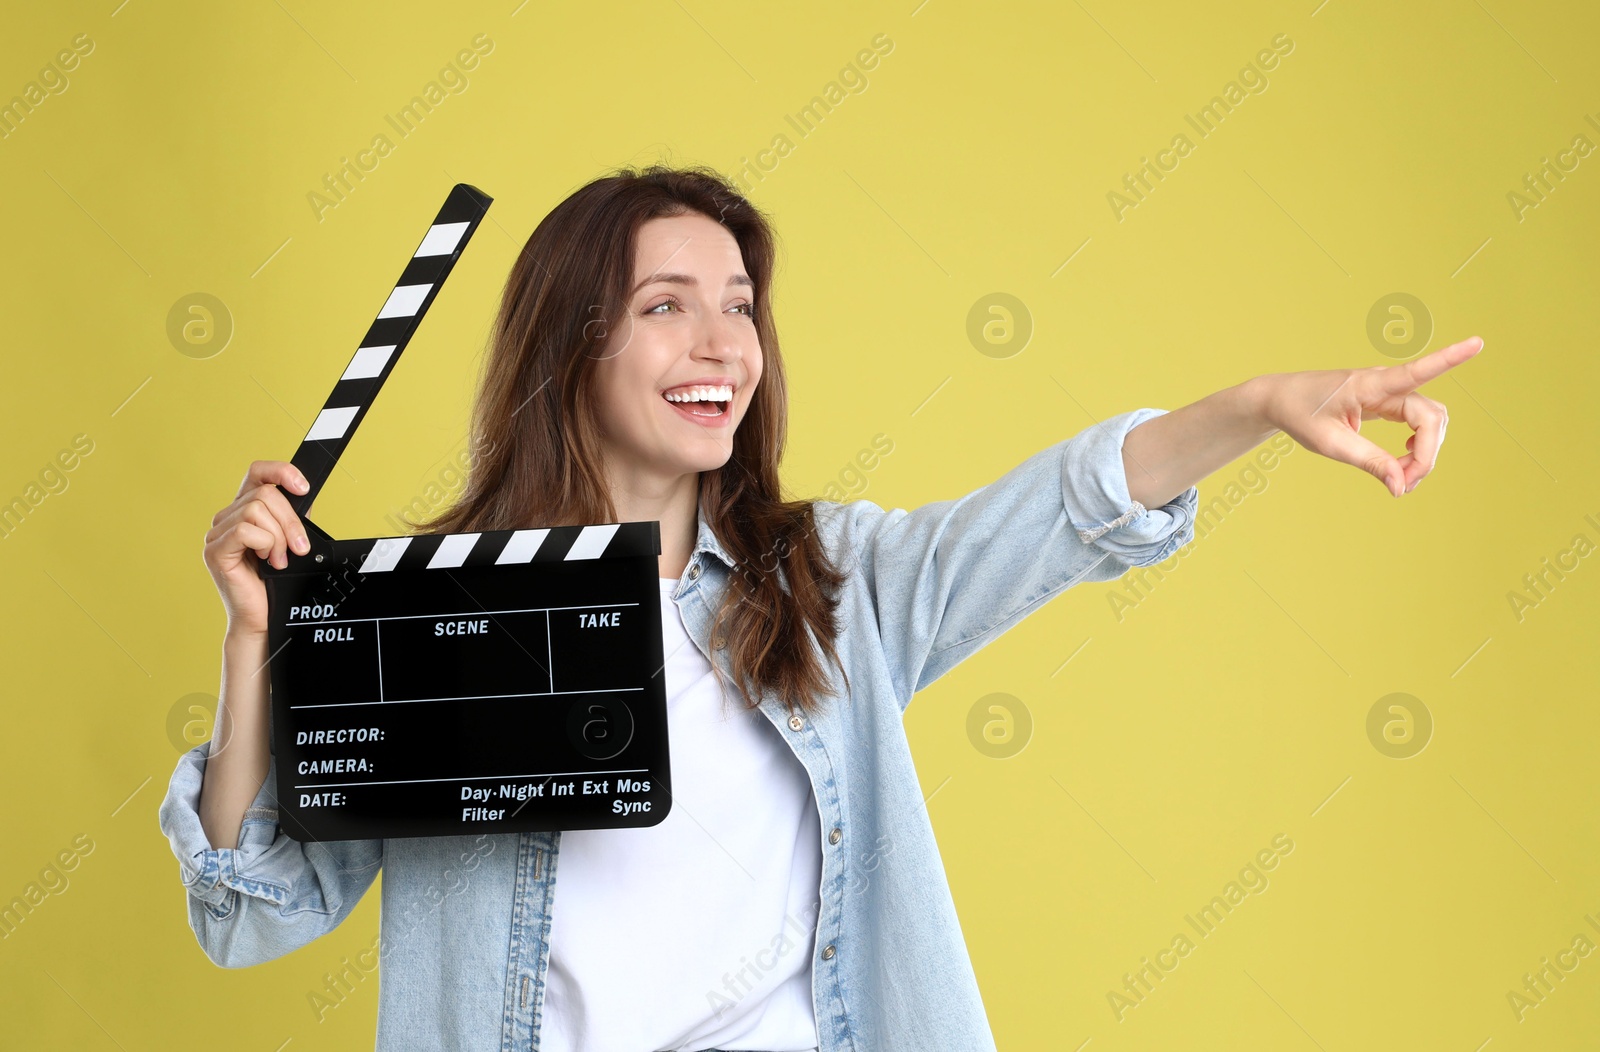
{"left": 159, "top": 629, "right": 383, "bottom": 968}
{"left": 199, "top": 629, "right": 274, "bottom": 849}
{"left": 1120, "top": 378, "right": 1278, "bottom": 512}
{"left": 825, "top": 336, "right": 1482, "bottom": 709}
{"left": 823, "top": 407, "right": 1197, "bottom": 707}
{"left": 1122, "top": 336, "right": 1483, "bottom": 507}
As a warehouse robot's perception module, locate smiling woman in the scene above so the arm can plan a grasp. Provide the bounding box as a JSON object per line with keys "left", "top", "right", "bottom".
{"left": 163, "top": 161, "right": 1480, "bottom": 1052}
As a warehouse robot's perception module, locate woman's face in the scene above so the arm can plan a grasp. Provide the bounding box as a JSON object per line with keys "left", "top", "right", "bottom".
{"left": 591, "top": 211, "right": 763, "bottom": 488}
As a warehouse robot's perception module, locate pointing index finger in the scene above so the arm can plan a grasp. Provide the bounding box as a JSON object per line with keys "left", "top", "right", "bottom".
{"left": 1385, "top": 336, "right": 1484, "bottom": 393}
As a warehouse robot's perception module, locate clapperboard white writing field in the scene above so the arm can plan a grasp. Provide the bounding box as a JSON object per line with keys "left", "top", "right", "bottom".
{"left": 257, "top": 183, "right": 670, "bottom": 843}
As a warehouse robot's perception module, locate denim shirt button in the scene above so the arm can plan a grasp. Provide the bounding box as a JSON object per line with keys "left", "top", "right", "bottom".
{"left": 821, "top": 944, "right": 836, "bottom": 960}
{"left": 687, "top": 562, "right": 701, "bottom": 580}
{"left": 713, "top": 635, "right": 726, "bottom": 649}
{"left": 828, "top": 827, "right": 842, "bottom": 845}
{"left": 788, "top": 714, "right": 803, "bottom": 731}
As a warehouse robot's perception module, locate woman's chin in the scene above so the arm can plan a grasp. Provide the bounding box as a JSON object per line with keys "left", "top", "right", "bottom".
{"left": 670, "top": 441, "right": 736, "bottom": 474}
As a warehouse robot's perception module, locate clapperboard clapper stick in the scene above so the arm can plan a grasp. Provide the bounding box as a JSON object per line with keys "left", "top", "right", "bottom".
{"left": 256, "top": 183, "right": 670, "bottom": 843}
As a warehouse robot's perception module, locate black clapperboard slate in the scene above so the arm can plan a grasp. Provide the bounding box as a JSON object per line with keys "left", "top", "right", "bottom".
{"left": 257, "top": 183, "right": 671, "bottom": 843}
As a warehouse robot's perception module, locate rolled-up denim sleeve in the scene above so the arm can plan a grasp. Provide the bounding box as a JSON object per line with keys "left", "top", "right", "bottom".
{"left": 824, "top": 407, "right": 1197, "bottom": 705}
{"left": 157, "top": 741, "right": 383, "bottom": 968}
{"left": 1060, "top": 407, "right": 1199, "bottom": 567}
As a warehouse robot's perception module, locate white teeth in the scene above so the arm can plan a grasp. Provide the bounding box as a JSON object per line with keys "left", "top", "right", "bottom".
{"left": 664, "top": 384, "right": 733, "bottom": 402}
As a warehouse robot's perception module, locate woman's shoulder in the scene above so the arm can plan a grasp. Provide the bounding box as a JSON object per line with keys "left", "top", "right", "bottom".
{"left": 801, "top": 496, "right": 905, "bottom": 575}
{"left": 805, "top": 495, "right": 892, "bottom": 539}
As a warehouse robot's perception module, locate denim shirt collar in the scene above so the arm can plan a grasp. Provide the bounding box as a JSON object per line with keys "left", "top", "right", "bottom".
{"left": 691, "top": 501, "right": 737, "bottom": 571}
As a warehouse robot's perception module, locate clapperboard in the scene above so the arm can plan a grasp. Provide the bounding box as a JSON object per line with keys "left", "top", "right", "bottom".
{"left": 257, "top": 183, "right": 671, "bottom": 843}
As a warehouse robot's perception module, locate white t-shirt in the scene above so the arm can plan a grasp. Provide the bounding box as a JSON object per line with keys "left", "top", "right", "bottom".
{"left": 539, "top": 578, "right": 823, "bottom": 1052}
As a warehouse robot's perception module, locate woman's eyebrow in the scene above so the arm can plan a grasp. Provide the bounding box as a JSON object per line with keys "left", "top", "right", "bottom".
{"left": 632, "top": 272, "right": 754, "bottom": 294}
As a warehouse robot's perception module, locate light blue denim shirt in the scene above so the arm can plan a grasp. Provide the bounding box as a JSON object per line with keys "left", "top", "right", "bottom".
{"left": 159, "top": 407, "right": 1199, "bottom": 1051}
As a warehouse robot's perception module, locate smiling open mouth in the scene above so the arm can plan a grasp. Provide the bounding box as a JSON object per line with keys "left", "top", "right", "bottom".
{"left": 663, "top": 394, "right": 730, "bottom": 419}
{"left": 662, "top": 383, "right": 733, "bottom": 421}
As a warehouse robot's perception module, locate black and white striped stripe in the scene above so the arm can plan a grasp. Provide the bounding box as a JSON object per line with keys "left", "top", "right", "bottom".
{"left": 288, "top": 184, "right": 492, "bottom": 518}
{"left": 329, "top": 520, "right": 659, "bottom": 574}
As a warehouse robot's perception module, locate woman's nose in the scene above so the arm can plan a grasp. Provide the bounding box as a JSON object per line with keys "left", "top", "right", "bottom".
{"left": 692, "top": 313, "right": 745, "bottom": 362}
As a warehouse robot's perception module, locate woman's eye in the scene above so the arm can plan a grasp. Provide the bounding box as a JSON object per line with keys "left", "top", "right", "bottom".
{"left": 645, "top": 298, "right": 756, "bottom": 317}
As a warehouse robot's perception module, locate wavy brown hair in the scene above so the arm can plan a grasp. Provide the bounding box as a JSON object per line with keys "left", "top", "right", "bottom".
{"left": 410, "top": 164, "right": 850, "bottom": 715}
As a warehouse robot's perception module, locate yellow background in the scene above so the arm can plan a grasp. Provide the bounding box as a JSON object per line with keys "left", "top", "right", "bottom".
{"left": 2, "top": 0, "right": 1597, "bottom": 1048}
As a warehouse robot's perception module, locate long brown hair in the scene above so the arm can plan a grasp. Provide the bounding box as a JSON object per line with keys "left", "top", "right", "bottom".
{"left": 411, "top": 164, "right": 850, "bottom": 715}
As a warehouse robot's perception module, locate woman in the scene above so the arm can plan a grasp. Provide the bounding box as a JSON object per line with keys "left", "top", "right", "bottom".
{"left": 159, "top": 164, "right": 1480, "bottom": 1051}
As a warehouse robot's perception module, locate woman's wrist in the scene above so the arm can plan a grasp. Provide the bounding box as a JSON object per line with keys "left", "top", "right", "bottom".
{"left": 1120, "top": 378, "right": 1282, "bottom": 509}
{"left": 223, "top": 625, "right": 268, "bottom": 648}
{"left": 221, "top": 627, "right": 271, "bottom": 686}
{"left": 1236, "top": 374, "right": 1285, "bottom": 438}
